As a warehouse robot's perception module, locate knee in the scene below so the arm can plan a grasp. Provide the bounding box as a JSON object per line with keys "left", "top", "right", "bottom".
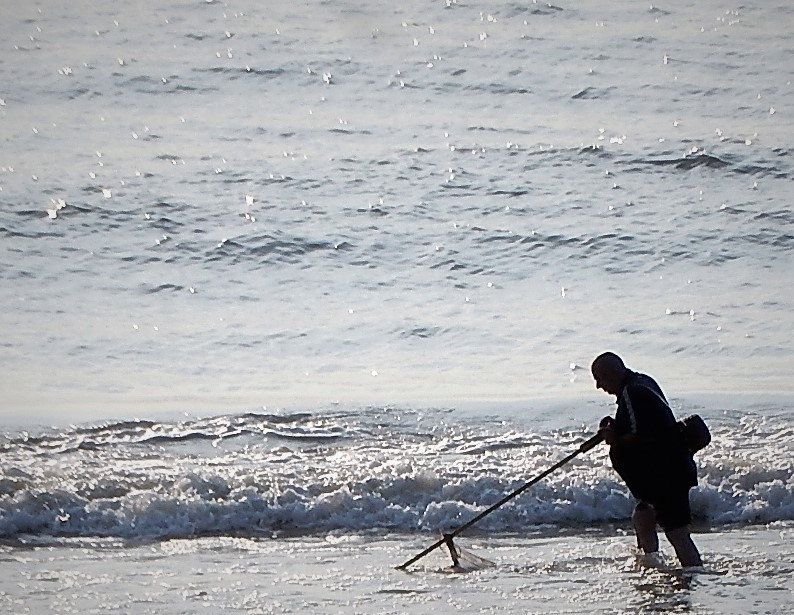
{"left": 632, "top": 504, "right": 657, "bottom": 531}
{"left": 663, "top": 526, "right": 691, "bottom": 542}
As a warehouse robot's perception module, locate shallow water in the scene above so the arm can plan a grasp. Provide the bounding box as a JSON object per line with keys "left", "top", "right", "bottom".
{"left": 2, "top": 526, "right": 792, "bottom": 614}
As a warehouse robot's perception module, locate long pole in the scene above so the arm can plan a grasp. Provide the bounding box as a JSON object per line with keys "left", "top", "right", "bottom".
{"left": 396, "top": 431, "right": 603, "bottom": 570}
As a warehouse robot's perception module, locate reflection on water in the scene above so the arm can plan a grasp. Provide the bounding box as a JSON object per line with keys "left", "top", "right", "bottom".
{"left": 631, "top": 568, "right": 695, "bottom": 612}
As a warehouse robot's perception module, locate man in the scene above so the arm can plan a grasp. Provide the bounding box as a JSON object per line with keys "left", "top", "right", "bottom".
{"left": 591, "top": 351, "right": 702, "bottom": 567}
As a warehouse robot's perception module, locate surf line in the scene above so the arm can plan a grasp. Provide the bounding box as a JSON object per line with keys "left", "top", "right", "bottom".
{"left": 396, "top": 432, "right": 604, "bottom": 571}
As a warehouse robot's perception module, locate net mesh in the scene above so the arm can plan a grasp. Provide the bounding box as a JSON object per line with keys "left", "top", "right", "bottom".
{"left": 446, "top": 537, "right": 495, "bottom": 571}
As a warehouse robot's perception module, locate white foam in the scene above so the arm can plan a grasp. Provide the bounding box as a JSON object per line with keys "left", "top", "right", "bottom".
{"left": 1, "top": 410, "right": 791, "bottom": 540}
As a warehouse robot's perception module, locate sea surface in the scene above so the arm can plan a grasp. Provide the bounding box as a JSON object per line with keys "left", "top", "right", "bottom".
{"left": 1, "top": 0, "right": 793, "bottom": 613}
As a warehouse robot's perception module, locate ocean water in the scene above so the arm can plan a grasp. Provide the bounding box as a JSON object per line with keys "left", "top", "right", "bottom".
{"left": 1, "top": 0, "right": 792, "bottom": 419}
{"left": 1, "top": 0, "right": 793, "bottom": 612}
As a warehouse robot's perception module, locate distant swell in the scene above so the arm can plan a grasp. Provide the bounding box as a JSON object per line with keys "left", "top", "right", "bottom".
{"left": 628, "top": 152, "right": 787, "bottom": 177}
{"left": 644, "top": 153, "right": 731, "bottom": 170}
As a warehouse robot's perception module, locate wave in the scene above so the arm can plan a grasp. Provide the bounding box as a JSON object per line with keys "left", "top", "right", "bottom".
{"left": 206, "top": 232, "right": 341, "bottom": 266}
{"left": 642, "top": 153, "right": 731, "bottom": 170}
{"left": 629, "top": 151, "right": 789, "bottom": 178}
{"left": 571, "top": 86, "right": 617, "bottom": 100}
{"left": 1, "top": 411, "right": 791, "bottom": 540}
{"left": 0, "top": 412, "right": 351, "bottom": 455}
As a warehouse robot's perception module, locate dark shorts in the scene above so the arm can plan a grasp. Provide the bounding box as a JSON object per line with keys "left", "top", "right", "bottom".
{"left": 636, "top": 488, "right": 693, "bottom": 531}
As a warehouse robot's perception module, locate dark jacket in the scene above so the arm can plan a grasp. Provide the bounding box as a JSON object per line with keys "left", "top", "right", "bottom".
{"left": 609, "top": 370, "right": 697, "bottom": 502}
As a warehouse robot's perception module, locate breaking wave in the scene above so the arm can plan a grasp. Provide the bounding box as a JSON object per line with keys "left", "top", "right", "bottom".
{"left": 1, "top": 408, "right": 791, "bottom": 540}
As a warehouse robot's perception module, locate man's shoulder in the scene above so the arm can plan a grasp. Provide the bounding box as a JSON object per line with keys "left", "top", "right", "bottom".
{"left": 622, "top": 376, "right": 671, "bottom": 412}
{"left": 626, "top": 371, "right": 665, "bottom": 397}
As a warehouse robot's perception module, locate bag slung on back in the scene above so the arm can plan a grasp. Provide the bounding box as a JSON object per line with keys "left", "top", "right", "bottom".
{"left": 678, "top": 414, "right": 711, "bottom": 454}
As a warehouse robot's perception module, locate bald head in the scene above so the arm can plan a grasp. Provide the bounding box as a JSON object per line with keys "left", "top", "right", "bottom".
{"left": 591, "top": 352, "right": 628, "bottom": 395}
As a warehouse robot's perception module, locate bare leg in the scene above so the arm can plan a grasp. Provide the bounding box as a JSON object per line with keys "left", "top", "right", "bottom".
{"left": 665, "top": 526, "right": 702, "bottom": 567}
{"left": 632, "top": 504, "right": 659, "bottom": 553}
